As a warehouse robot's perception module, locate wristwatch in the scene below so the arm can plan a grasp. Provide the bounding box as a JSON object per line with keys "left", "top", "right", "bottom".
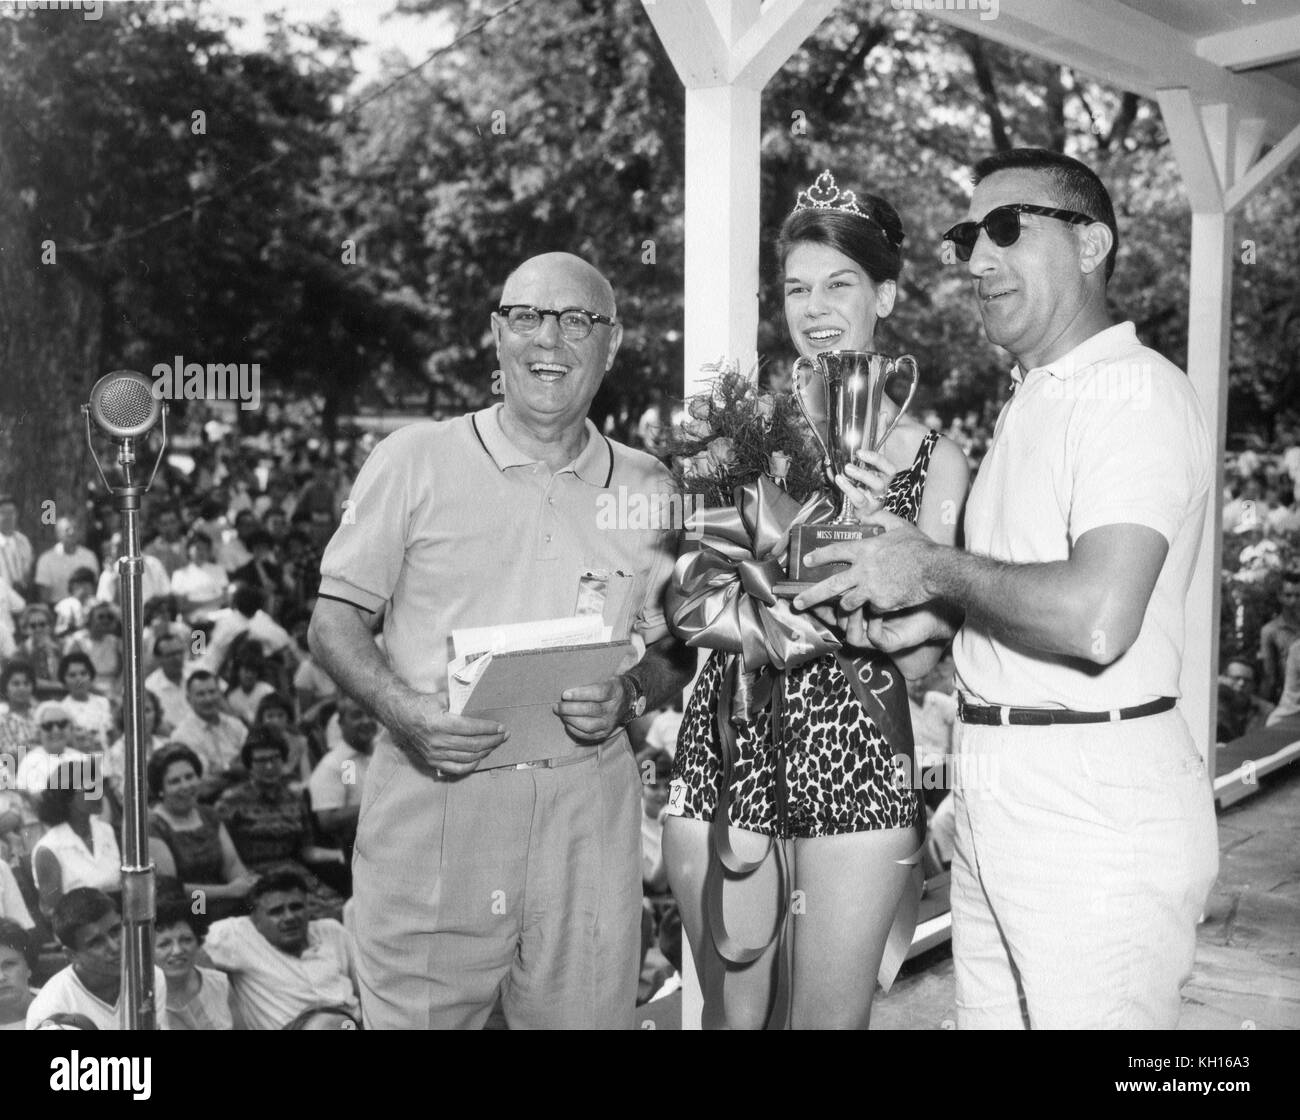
{"left": 620, "top": 673, "right": 647, "bottom": 723}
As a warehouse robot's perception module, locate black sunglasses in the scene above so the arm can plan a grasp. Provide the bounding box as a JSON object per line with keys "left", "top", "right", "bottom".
{"left": 943, "top": 203, "right": 1097, "bottom": 261}
{"left": 42, "top": 719, "right": 71, "bottom": 731}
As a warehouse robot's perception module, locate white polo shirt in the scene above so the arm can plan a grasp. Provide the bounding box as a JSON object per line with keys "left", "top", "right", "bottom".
{"left": 318, "top": 405, "right": 676, "bottom": 734}
{"left": 203, "top": 915, "right": 357, "bottom": 1031}
{"left": 953, "top": 322, "right": 1212, "bottom": 710}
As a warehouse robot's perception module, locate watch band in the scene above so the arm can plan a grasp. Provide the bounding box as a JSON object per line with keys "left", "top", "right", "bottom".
{"left": 621, "top": 672, "right": 647, "bottom": 723}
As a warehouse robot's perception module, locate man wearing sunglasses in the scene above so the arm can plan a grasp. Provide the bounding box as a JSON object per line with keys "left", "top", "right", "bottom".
{"left": 797, "top": 148, "right": 1217, "bottom": 1029}
{"left": 309, "top": 252, "right": 694, "bottom": 1029}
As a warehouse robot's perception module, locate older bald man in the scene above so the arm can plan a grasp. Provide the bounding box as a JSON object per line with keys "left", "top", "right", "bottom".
{"left": 310, "top": 253, "right": 694, "bottom": 1029}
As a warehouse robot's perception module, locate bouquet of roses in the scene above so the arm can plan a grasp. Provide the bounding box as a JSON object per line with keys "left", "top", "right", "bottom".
{"left": 662, "top": 359, "right": 827, "bottom": 509}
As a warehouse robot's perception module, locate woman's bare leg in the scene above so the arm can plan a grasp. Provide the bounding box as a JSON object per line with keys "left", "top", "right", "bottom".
{"left": 663, "top": 816, "right": 788, "bottom": 1030}
{"left": 789, "top": 828, "right": 917, "bottom": 1029}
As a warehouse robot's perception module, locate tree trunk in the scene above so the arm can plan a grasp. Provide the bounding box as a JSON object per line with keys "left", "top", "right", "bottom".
{"left": 0, "top": 120, "right": 102, "bottom": 553}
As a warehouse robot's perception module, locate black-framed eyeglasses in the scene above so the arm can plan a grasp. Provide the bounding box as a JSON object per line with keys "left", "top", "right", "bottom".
{"left": 496, "top": 305, "right": 616, "bottom": 341}
{"left": 942, "top": 203, "right": 1097, "bottom": 261}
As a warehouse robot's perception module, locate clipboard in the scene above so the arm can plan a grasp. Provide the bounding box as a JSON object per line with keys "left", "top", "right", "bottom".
{"left": 464, "top": 640, "right": 637, "bottom": 768}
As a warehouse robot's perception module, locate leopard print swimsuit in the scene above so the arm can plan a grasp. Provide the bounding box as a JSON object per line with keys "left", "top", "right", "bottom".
{"left": 667, "top": 430, "right": 940, "bottom": 839}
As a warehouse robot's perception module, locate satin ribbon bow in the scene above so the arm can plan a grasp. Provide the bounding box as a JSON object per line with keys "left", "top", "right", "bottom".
{"left": 665, "top": 476, "right": 839, "bottom": 678}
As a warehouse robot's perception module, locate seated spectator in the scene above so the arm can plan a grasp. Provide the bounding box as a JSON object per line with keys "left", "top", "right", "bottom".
{"left": 154, "top": 898, "right": 233, "bottom": 1030}
{"left": 102, "top": 689, "right": 167, "bottom": 830}
{"left": 907, "top": 652, "right": 959, "bottom": 767}
{"left": 147, "top": 744, "right": 257, "bottom": 923}
{"left": 144, "top": 507, "right": 188, "bottom": 577}
{"left": 169, "top": 671, "right": 248, "bottom": 791}
{"left": 199, "top": 869, "right": 357, "bottom": 1030}
{"left": 1218, "top": 657, "right": 1275, "bottom": 741}
{"left": 56, "top": 652, "right": 113, "bottom": 753}
{"left": 216, "top": 729, "right": 344, "bottom": 920}
{"left": 53, "top": 566, "right": 98, "bottom": 639}
{"left": 226, "top": 649, "right": 275, "bottom": 727}
{"left": 229, "top": 529, "right": 285, "bottom": 605}
{"left": 34, "top": 517, "right": 99, "bottom": 605}
{"left": 283, "top": 1003, "right": 361, "bottom": 1030}
{"left": 215, "top": 510, "right": 257, "bottom": 574}
{"left": 32, "top": 758, "right": 119, "bottom": 917}
{"left": 637, "top": 698, "right": 683, "bottom": 763}
{"left": 0, "top": 579, "right": 19, "bottom": 665}
{"left": 199, "top": 583, "right": 294, "bottom": 678}
{"left": 1267, "top": 637, "right": 1300, "bottom": 727}
{"left": 1223, "top": 476, "right": 1267, "bottom": 534}
{"left": 253, "top": 692, "right": 311, "bottom": 785}
{"left": 0, "top": 918, "right": 38, "bottom": 1029}
{"left": 94, "top": 551, "right": 170, "bottom": 614}
{"left": 141, "top": 595, "right": 192, "bottom": 679}
{"left": 15, "top": 604, "right": 63, "bottom": 697}
{"left": 640, "top": 750, "right": 671, "bottom": 894}
{"left": 25, "top": 889, "right": 166, "bottom": 1030}
{"left": 0, "top": 494, "right": 34, "bottom": 600}
{"left": 1266, "top": 484, "right": 1300, "bottom": 536}
{"left": 15, "top": 701, "right": 87, "bottom": 796}
{"left": 144, "top": 633, "right": 191, "bottom": 733}
{"left": 171, "top": 532, "right": 230, "bottom": 624}
{"left": 63, "top": 603, "right": 124, "bottom": 698}
{"left": 307, "top": 695, "right": 375, "bottom": 855}
{"left": 0, "top": 862, "right": 33, "bottom": 931}
{"left": 1259, "top": 569, "right": 1300, "bottom": 701}
{"left": 0, "top": 660, "right": 39, "bottom": 760}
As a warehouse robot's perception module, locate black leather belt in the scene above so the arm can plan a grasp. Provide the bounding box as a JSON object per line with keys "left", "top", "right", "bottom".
{"left": 957, "top": 695, "right": 1176, "bottom": 726}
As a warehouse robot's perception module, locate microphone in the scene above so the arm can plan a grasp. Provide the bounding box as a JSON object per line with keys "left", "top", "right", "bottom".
{"left": 80, "top": 368, "right": 168, "bottom": 1030}
{"left": 86, "top": 369, "right": 162, "bottom": 440}
{"left": 82, "top": 369, "right": 167, "bottom": 505}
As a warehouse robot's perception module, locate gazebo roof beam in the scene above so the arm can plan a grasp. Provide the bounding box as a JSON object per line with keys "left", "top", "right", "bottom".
{"left": 919, "top": 0, "right": 1300, "bottom": 144}
{"left": 1197, "top": 14, "right": 1300, "bottom": 72}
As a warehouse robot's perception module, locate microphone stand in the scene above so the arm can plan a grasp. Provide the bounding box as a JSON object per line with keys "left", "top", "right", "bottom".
{"left": 83, "top": 405, "right": 167, "bottom": 1031}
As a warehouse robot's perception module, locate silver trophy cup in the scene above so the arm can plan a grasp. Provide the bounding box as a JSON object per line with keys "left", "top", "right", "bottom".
{"left": 782, "top": 349, "right": 919, "bottom": 587}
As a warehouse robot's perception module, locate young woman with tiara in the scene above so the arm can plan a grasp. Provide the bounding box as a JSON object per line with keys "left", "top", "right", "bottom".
{"left": 663, "top": 171, "right": 970, "bottom": 1029}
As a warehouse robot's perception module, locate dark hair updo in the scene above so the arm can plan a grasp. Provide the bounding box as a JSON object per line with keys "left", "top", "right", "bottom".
{"left": 777, "top": 189, "right": 906, "bottom": 285}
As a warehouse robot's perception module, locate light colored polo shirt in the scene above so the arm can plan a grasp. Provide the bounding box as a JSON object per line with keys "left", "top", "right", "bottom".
{"left": 26, "top": 965, "right": 168, "bottom": 1030}
{"left": 34, "top": 544, "right": 99, "bottom": 600}
{"left": 308, "top": 744, "right": 370, "bottom": 812}
{"left": 145, "top": 667, "right": 192, "bottom": 731}
{"left": 318, "top": 405, "right": 677, "bottom": 752}
{"left": 953, "top": 322, "right": 1211, "bottom": 710}
{"left": 170, "top": 711, "right": 247, "bottom": 775}
{"left": 203, "top": 915, "right": 357, "bottom": 1031}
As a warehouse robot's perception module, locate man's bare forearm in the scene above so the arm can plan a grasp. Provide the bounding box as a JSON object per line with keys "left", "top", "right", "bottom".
{"left": 307, "top": 600, "right": 421, "bottom": 726}
{"left": 924, "top": 548, "right": 1102, "bottom": 662}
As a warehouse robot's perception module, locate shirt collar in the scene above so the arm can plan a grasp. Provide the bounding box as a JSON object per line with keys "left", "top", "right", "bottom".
{"left": 471, "top": 404, "right": 612, "bottom": 488}
{"left": 1009, "top": 321, "right": 1137, "bottom": 389}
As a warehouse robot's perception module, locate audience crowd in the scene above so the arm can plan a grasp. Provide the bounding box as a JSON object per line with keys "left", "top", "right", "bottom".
{"left": 1217, "top": 425, "right": 1300, "bottom": 742}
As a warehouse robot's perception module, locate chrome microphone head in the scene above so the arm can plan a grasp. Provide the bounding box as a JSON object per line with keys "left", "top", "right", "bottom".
{"left": 87, "top": 370, "right": 161, "bottom": 440}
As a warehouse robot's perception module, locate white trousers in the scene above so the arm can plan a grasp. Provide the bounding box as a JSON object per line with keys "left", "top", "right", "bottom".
{"left": 950, "top": 708, "right": 1219, "bottom": 1029}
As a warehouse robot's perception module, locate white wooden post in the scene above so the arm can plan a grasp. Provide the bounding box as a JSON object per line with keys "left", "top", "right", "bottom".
{"left": 1156, "top": 90, "right": 1233, "bottom": 773}
{"left": 1159, "top": 89, "right": 1300, "bottom": 773}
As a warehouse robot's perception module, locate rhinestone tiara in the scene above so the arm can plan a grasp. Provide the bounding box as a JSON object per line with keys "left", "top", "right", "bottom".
{"left": 793, "top": 169, "right": 866, "bottom": 218}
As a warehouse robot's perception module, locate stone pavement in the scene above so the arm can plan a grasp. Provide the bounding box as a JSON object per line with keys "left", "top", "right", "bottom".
{"left": 870, "top": 763, "right": 1300, "bottom": 1030}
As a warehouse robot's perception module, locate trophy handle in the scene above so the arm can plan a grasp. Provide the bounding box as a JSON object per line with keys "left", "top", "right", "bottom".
{"left": 791, "top": 356, "right": 833, "bottom": 467}
{"left": 876, "top": 354, "right": 919, "bottom": 449}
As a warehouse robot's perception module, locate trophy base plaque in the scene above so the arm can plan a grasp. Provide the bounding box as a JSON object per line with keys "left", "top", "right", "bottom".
{"left": 774, "top": 521, "right": 882, "bottom": 597}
